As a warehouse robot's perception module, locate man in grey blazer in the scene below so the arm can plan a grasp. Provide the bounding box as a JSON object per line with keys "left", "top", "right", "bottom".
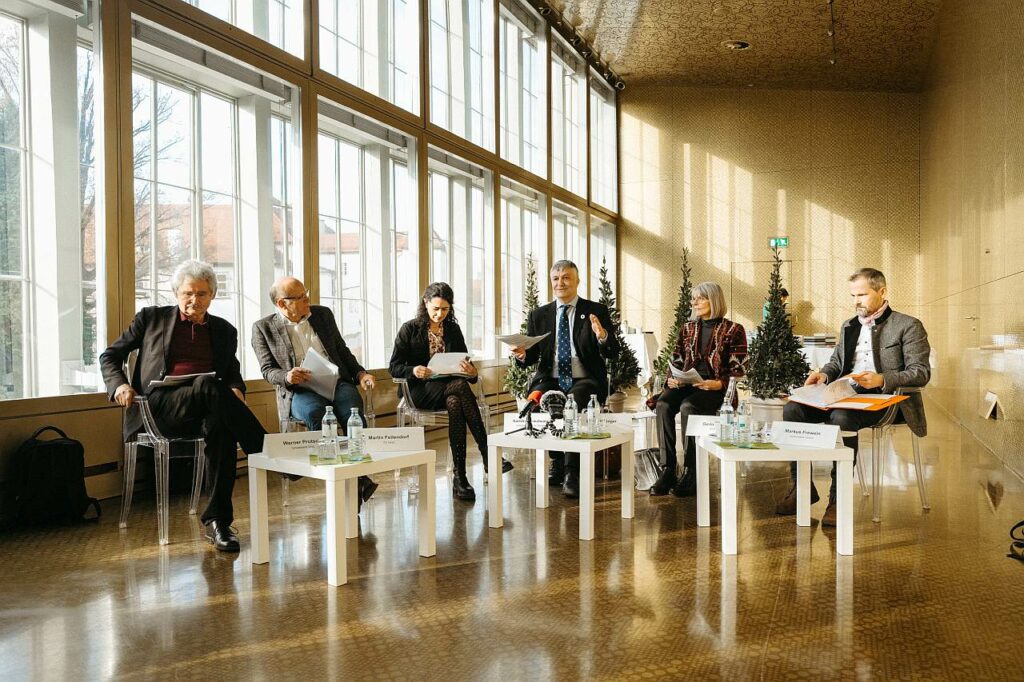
{"left": 777, "top": 268, "right": 931, "bottom": 526}
{"left": 251, "top": 276, "right": 378, "bottom": 504}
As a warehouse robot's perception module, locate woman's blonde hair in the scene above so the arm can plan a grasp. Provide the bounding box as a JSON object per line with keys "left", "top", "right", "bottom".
{"left": 690, "top": 281, "right": 727, "bottom": 320}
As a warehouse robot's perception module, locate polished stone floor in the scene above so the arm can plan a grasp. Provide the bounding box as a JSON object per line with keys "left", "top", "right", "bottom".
{"left": 1, "top": 404, "right": 1023, "bottom": 680}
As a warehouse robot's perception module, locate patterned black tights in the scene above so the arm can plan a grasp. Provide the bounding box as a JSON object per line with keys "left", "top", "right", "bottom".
{"left": 444, "top": 379, "right": 488, "bottom": 467}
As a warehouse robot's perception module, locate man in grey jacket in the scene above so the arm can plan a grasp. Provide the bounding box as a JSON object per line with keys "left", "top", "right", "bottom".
{"left": 777, "top": 268, "right": 931, "bottom": 526}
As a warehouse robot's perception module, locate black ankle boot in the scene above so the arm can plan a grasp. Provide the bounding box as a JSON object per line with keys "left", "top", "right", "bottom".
{"left": 671, "top": 468, "right": 697, "bottom": 497}
{"left": 649, "top": 467, "right": 678, "bottom": 496}
{"left": 481, "top": 454, "right": 514, "bottom": 474}
{"left": 452, "top": 454, "right": 476, "bottom": 501}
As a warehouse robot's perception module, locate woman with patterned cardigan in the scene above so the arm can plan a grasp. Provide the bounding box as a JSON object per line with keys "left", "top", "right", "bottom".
{"left": 648, "top": 281, "right": 747, "bottom": 497}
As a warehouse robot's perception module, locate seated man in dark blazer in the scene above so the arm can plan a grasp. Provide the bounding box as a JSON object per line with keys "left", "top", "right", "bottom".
{"left": 512, "top": 260, "right": 620, "bottom": 498}
{"left": 100, "top": 260, "right": 266, "bottom": 552}
{"left": 251, "top": 276, "right": 378, "bottom": 505}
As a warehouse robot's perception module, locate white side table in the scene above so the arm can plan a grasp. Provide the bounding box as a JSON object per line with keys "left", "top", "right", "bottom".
{"left": 487, "top": 426, "right": 635, "bottom": 540}
{"left": 248, "top": 449, "right": 436, "bottom": 586}
{"left": 695, "top": 436, "right": 855, "bottom": 556}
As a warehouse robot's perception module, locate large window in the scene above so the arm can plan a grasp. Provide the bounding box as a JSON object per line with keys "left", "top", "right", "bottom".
{"left": 498, "top": 0, "right": 545, "bottom": 177}
{"left": 500, "top": 178, "right": 546, "bottom": 334}
{"left": 590, "top": 73, "right": 617, "bottom": 211}
{"left": 551, "top": 36, "right": 586, "bottom": 196}
{"left": 319, "top": 0, "right": 419, "bottom": 114}
{"left": 318, "top": 99, "right": 418, "bottom": 368}
{"left": 132, "top": 20, "right": 302, "bottom": 379}
{"left": 428, "top": 147, "right": 494, "bottom": 357}
{"left": 0, "top": 6, "right": 104, "bottom": 400}
{"left": 185, "top": 0, "right": 304, "bottom": 56}
{"left": 552, "top": 200, "right": 587, "bottom": 297}
{"left": 429, "top": 0, "right": 495, "bottom": 152}
{"left": 589, "top": 215, "right": 616, "bottom": 300}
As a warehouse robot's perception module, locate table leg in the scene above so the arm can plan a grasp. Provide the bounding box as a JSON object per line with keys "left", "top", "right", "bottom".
{"left": 418, "top": 459, "right": 436, "bottom": 557}
{"left": 249, "top": 467, "right": 269, "bottom": 565}
{"left": 344, "top": 478, "right": 359, "bottom": 539}
{"left": 837, "top": 460, "right": 854, "bottom": 556}
{"left": 579, "top": 450, "right": 595, "bottom": 541}
{"left": 325, "top": 479, "right": 348, "bottom": 586}
{"left": 535, "top": 449, "right": 549, "bottom": 508}
{"left": 796, "top": 460, "right": 811, "bottom": 527}
{"left": 697, "top": 442, "right": 710, "bottom": 527}
{"left": 488, "top": 445, "right": 503, "bottom": 529}
{"left": 720, "top": 460, "right": 737, "bottom": 555}
{"left": 620, "top": 439, "right": 634, "bottom": 519}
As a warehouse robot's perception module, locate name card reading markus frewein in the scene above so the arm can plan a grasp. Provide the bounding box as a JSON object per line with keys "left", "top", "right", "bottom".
{"left": 361, "top": 427, "right": 425, "bottom": 452}
{"left": 770, "top": 421, "right": 840, "bottom": 449}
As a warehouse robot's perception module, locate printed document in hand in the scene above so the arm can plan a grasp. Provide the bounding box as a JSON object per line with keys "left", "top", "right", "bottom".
{"left": 300, "top": 347, "right": 339, "bottom": 400}
{"left": 427, "top": 352, "right": 472, "bottom": 378}
{"left": 148, "top": 371, "right": 216, "bottom": 389}
{"left": 669, "top": 365, "right": 703, "bottom": 385}
{"left": 789, "top": 377, "right": 908, "bottom": 411}
{"left": 496, "top": 332, "right": 550, "bottom": 349}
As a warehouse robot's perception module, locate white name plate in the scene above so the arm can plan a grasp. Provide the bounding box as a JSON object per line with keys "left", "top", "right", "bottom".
{"left": 771, "top": 421, "right": 840, "bottom": 449}
{"left": 503, "top": 413, "right": 552, "bottom": 430}
{"left": 361, "top": 427, "right": 425, "bottom": 452}
{"left": 685, "top": 416, "right": 722, "bottom": 437}
{"left": 263, "top": 431, "right": 322, "bottom": 458}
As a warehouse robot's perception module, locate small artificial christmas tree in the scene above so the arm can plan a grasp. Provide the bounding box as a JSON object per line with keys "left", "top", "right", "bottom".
{"left": 503, "top": 254, "right": 541, "bottom": 399}
{"left": 653, "top": 248, "right": 693, "bottom": 379}
{"left": 597, "top": 256, "right": 641, "bottom": 395}
{"left": 745, "top": 247, "right": 810, "bottom": 399}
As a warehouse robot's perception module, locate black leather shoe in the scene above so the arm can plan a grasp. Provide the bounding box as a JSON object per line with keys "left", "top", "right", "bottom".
{"left": 203, "top": 520, "right": 240, "bottom": 552}
{"left": 453, "top": 472, "right": 476, "bottom": 501}
{"left": 359, "top": 476, "right": 379, "bottom": 503}
{"left": 649, "top": 467, "right": 678, "bottom": 496}
{"left": 548, "top": 459, "right": 565, "bottom": 486}
{"left": 562, "top": 470, "right": 580, "bottom": 498}
{"left": 671, "top": 468, "right": 697, "bottom": 497}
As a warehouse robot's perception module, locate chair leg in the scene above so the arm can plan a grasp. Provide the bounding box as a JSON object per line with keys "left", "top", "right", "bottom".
{"left": 155, "top": 443, "right": 171, "bottom": 545}
{"left": 912, "top": 435, "right": 930, "bottom": 510}
{"left": 871, "top": 428, "right": 882, "bottom": 523}
{"left": 188, "top": 441, "right": 205, "bottom": 515}
{"left": 281, "top": 477, "right": 290, "bottom": 507}
{"left": 119, "top": 442, "right": 138, "bottom": 529}
{"left": 855, "top": 458, "right": 869, "bottom": 497}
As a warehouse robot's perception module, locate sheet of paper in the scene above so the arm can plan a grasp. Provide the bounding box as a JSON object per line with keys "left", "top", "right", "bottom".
{"left": 300, "top": 347, "right": 339, "bottom": 400}
{"left": 148, "top": 371, "right": 216, "bottom": 389}
{"left": 427, "top": 352, "right": 472, "bottom": 376}
{"left": 496, "top": 332, "right": 550, "bottom": 349}
{"left": 669, "top": 365, "right": 703, "bottom": 384}
{"left": 789, "top": 379, "right": 856, "bottom": 409}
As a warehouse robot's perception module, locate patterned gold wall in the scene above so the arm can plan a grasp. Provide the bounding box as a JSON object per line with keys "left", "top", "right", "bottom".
{"left": 919, "top": 0, "right": 1024, "bottom": 478}
{"left": 619, "top": 85, "right": 922, "bottom": 350}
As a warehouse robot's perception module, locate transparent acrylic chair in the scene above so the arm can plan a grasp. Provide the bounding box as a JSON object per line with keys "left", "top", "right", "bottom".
{"left": 276, "top": 386, "right": 376, "bottom": 506}
{"left": 864, "top": 386, "right": 930, "bottom": 523}
{"left": 392, "top": 377, "right": 490, "bottom": 492}
{"left": 120, "top": 396, "right": 206, "bottom": 546}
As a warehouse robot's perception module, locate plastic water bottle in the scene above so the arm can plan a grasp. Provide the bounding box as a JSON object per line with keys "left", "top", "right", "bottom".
{"left": 718, "top": 377, "right": 738, "bottom": 443}
{"left": 321, "top": 406, "right": 339, "bottom": 463}
{"left": 735, "top": 399, "right": 751, "bottom": 448}
{"left": 586, "top": 394, "right": 600, "bottom": 436}
{"left": 563, "top": 395, "right": 578, "bottom": 439}
{"left": 347, "top": 408, "right": 364, "bottom": 461}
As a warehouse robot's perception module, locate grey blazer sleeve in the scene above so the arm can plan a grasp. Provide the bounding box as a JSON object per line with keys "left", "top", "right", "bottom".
{"left": 882, "top": 318, "right": 931, "bottom": 392}
{"left": 820, "top": 335, "right": 845, "bottom": 383}
{"left": 251, "top": 320, "right": 290, "bottom": 388}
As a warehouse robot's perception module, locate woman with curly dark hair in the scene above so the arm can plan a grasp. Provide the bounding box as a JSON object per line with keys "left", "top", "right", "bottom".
{"left": 389, "top": 282, "right": 512, "bottom": 501}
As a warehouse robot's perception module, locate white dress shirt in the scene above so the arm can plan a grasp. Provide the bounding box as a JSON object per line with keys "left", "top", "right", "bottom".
{"left": 851, "top": 322, "right": 877, "bottom": 375}
{"left": 279, "top": 312, "right": 327, "bottom": 366}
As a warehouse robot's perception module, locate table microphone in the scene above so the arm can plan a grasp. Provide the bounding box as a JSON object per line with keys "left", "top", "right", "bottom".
{"left": 518, "top": 390, "right": 544, "bottom": 417}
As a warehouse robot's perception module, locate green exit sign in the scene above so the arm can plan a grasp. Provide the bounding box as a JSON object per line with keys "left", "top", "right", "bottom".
{"left": 769, "top": 236, "right": 789, "bottom": 248}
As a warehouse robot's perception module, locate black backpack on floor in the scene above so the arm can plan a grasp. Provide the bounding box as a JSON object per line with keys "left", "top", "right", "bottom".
{"left": 8, "top": 426, "right": 101, "bottom": 527}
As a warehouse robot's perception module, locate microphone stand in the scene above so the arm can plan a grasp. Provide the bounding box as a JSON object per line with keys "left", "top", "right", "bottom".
{"left": 504, "top": 408, "right": 543, "bottom": 436}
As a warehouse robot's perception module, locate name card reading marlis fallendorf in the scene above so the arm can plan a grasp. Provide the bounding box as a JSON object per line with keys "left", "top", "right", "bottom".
{"left": 361, "top": 427, "right": 425, "bottom": 453}
{"left": 263, "top": 431, "right": 323, "bottom": 458}
{"left": 685, "top": 416, "right": 722, "bottom": 437}
{"left": 503, "top": 413, "right": 552, "bottom": 430}
{"left": 770, "top": 421, "right": 840, "bottom": 450}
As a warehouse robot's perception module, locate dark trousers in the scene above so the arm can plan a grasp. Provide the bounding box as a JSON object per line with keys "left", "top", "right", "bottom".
{"left": 656, "top": 385, "right": 724, "bottom": 472}
{"left": 782, "top": 400, "right": 885, "bottom": 495}
{"left": 147, "top": 375, "right": 266, "bottom": 525}
{"left": 532, "top": 377, "right": 602, "bottom": 472}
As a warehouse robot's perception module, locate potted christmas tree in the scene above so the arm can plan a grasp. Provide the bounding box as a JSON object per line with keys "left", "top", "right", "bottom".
{"left": 653, "top": 247, "right": 692, "bottom": 385}
{"left": 503, "top": 255, "right": 541, "bottom": 409}
{"left": 745, "top": 247, "right": 810, "bottom": 422}
{"left": 597, "top": 256, "right": 640, "bottom": 412}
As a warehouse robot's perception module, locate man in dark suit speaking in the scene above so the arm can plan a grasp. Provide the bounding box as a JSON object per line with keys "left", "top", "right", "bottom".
{"left": 512, "top": 260, "right": 620, "bottom": 498}
{"left": 251, "top": 276, "right": 378, "bottom": 505}
{"left": 100, "top": 260, "right": 266, "bottom": 552}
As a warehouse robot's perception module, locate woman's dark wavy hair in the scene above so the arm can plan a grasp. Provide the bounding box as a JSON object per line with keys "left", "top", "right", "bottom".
{"left": 414, "top": 282, "right": 459, "bottom": 328}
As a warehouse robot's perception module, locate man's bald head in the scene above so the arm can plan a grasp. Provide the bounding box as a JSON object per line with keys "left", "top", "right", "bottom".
{"left": 270, "top": 277, "right": 311, "bottom": 322}
{"left": 269, "top": 277, "right": 305, "bottom": 304}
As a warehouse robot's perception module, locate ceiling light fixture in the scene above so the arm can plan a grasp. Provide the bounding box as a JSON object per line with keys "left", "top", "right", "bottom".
{"left": 827, "top": 0, "right": 838, "bottom": 65}
{"left": 527, "top": 0, "right": 625, "bottom": 90}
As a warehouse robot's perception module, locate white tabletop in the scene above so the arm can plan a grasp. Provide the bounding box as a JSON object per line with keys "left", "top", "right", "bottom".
{"left": 248, "top": 449, "right": 435, "bottom": 480}
{"left": 696, "top": 436, "right": 853, "bottom": 462}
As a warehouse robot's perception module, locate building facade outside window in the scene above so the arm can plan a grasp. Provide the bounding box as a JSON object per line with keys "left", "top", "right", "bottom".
{"left": 498, "top": 0, "right": 545, "bottom": 177}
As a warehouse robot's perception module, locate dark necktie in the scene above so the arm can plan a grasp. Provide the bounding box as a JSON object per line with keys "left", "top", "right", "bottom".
{"left": 557, "top": 304, "right": 573, "bottom": 392}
